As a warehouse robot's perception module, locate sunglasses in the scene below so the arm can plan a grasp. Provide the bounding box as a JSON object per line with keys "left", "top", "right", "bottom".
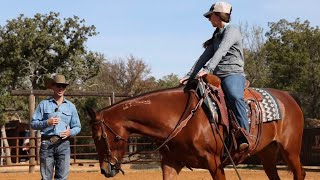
{"left": 55, "top": 83, "right": 68, "bottom": 89}
{"left": 54, "top": 108, "right": 58, "bottom": 112}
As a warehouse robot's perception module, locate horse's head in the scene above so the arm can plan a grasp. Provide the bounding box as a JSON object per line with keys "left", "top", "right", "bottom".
{"left": 87, "top": 107, "right": 128, "bottom": 178}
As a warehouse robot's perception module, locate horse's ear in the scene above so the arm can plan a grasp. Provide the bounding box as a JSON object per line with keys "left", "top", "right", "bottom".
{"left": 86, "top": 106, "right": 96, "bottom": 121}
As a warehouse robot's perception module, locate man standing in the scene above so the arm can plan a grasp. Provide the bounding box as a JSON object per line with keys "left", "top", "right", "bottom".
{"left": 31, "top": 74, "right": 81, "bottom": 180}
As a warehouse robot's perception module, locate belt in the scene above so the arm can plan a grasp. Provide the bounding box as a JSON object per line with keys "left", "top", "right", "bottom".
{"left": 41, "top": 135, "right": 69, "bottom": 144}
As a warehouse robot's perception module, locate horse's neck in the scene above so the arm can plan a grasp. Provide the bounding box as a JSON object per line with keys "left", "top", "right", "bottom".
{"left": 123, "top": 109, "right": 172, "bottom": 140}
{"left": 119, "top": 88, "right": 189, "bottom": 140}
{"left": 126, "top": 120, "right": 166, "bottom": 139}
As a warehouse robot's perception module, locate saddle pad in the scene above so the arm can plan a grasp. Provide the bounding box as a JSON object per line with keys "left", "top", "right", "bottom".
{"left": 252, "top": 88, "right": 282, "bottom": 122}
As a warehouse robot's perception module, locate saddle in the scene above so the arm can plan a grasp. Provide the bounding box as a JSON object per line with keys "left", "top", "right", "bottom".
{"left": 201, "top": 74, "right": 264, "bottom": 165}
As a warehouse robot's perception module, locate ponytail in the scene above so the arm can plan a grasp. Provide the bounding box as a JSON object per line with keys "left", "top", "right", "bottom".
{"left": 202, "top": 28, "right": 219, "bottom": 48}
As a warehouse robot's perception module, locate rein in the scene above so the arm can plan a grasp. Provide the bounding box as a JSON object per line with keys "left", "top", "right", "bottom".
{"left": 124, "top": 79, "right": 209, "bottom": 161}
{"left": 153, "top": 88, "right": 206, "bottom": 151}
{"left": 93, "top": 78, "right": 212, "bottom": 167}
{"left": 92, "top": 77, "right": 243, "bottom": 179}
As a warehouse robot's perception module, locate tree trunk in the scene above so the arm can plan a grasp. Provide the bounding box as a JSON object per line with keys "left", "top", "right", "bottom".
{"left": 1, "top": 125, "right": 12, "bottom": 165}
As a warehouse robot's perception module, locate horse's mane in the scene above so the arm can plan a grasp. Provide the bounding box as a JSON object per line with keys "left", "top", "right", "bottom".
{"left": 99, "top": 85, "right": 185, "bottom": 112}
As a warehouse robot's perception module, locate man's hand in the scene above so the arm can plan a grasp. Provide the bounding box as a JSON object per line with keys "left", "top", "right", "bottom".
{"left": 59, "top": 126, "right": 70, "bottom": 139}
{"left": 47, "top": 117, "right": 60, "bottom": 126}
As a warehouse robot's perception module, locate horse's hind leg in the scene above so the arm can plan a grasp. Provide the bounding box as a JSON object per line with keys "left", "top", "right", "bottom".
{"left": 257, "top": 142, "right": 281, "bottom": 180}
{"left": 279, "top": 121, "right": 305, "bottom": 179}
{"left": 279, "top": 143, "right": 306, "bottom": 180}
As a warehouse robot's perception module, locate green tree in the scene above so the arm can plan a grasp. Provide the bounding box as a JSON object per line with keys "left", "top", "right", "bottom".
{"left": 76, "top": 55, "right": 157, "bottom": 137}
{"left": 86, "top": 55, "right": 156, "bottom": 95}
{"left": 240, "top": 23, "right": 269, "bottom": 87}
{"left": 0, "top": 12, "right": 102, "bottom": 91}
{"left": 263, "top": 19, "right": 320, "bottom": 118}
{"left": 0, "top": 12, "right": 103, "bottom": 144}
{"left": 156, "top": 73, "right": 180, "bottom": 89}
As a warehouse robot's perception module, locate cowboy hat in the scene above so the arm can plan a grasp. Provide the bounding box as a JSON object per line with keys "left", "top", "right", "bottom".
{"left": 45, "top": 74, "right": 69, "bottom": 89}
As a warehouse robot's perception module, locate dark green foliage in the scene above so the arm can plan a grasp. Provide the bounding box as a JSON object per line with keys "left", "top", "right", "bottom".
{"left": 0, "top": 12, "right": 102, "bottom": 125}
{"left": 156, "top": 73, "right": 180, "bottom": 90}
{"left": 263, "top": 19, "right": 320, "bottom": 118}
{"left": 243, "top": 19, "right": 320, "bottom": 118}
{"left": 0, "top": 12, "right": 102, "bottom": 91}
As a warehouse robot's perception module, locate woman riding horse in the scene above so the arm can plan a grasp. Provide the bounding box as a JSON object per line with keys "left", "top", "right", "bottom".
{"left": 88, "top": 79, "right": 305, "bottom": 179}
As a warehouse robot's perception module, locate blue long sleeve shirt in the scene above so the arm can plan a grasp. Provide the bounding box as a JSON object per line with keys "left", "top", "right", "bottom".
{"left": 31, "top": 97, "right": 81, "bottom": 137}
{"left": 187, "top": 24, "right": 244, "bottom": 79}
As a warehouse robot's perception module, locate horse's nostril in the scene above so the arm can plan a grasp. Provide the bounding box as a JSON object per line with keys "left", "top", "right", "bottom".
{"left": 101, "top": 168, "right": 110, "bottom": 177}
{"left": 101, "top": 167, "right": 116, "bottom": 178}
{"left": 100, "top": 168, "right": 104, "bottom": 175}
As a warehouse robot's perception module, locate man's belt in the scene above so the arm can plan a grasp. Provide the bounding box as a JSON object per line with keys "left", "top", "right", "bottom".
{"left": 41, "top": 135, "right": 68, "bottom": 144}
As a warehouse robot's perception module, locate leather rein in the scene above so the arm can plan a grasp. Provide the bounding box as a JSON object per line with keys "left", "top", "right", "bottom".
{"left": 92, "top": 81, "right": 209, "bottom": 170}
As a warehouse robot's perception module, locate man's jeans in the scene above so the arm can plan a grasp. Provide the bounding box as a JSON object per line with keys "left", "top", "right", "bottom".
{"left": 221, "top": 74, "right": 249, "bottom": 132}
{"left": 40, "top": 140, "right": 70, "bottom": 180}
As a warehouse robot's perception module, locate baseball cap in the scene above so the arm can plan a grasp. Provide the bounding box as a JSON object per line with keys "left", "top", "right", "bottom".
{"left": 203, "top": 1, "right": 232, "bottom": 18}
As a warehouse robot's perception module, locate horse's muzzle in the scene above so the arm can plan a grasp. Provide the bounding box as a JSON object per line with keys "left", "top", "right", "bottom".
{"left": 101, "top": 163, "right": 119, "bottom": 178}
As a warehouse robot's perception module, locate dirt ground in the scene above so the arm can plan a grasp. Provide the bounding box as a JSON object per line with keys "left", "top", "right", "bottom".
{"left": 0, "top": 165, "right": 319, "bottom": 180}
{"left": 1, "top": 169, "right": 320, "bottom": 180}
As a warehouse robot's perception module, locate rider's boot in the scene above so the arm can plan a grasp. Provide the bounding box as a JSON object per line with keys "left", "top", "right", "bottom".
{"left": 236, "top": 128, "right": 250, "bottom": 152}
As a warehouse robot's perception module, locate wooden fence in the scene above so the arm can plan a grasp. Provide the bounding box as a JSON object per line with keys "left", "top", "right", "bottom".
{"left": 0, "top": 134, "right": 160, "bottom": 167}
{"left": 1, "top": 128, "right": 319, "bottom": 169}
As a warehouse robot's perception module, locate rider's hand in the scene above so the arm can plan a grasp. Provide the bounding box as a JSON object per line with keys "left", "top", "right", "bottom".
{"left": 179, "top": 76, "right": 190, "bottom": 85}
{"left": 197, "top": 70, "right": 208, "bottom": 77}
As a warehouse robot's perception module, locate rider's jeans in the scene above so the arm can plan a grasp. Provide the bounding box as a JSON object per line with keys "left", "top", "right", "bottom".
{"left": 220, "top": 74, "right": 249, "bottom": 132}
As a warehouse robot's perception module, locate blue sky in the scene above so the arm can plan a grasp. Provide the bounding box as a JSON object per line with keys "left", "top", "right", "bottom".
{"left": 0, "top": 0, "right": 319, "bottom": 79}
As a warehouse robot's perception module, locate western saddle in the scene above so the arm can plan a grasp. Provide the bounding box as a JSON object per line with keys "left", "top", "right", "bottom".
{"left": 201, "top": 74, "right": 264, "bottom": 165}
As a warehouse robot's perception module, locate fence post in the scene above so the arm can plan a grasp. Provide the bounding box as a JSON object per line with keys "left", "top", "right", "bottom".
{"left": 73, "top": 136, "right": 77, "bottom": 164}
{"left": 112, "top": 92, "right": 115, "bottom": 104}
{"left": 28, "top": 93, "right": 36, "bottom": 173}
{"left": 108, "top": 97, "right": 112, "bottom": 106}
{"left": 16, "top": 138, "right": 19, "bottom": 163}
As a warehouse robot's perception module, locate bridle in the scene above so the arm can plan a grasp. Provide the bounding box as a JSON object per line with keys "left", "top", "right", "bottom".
{"left": 92, "top": 118, "right": 127, "bottom": 174}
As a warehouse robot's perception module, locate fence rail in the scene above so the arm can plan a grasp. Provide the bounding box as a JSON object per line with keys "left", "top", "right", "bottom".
{"left": 1, "top": 128, "right": 320, "bottom": 170}
{"left": 0, "top": 134, "right": 160, "bottom": 168}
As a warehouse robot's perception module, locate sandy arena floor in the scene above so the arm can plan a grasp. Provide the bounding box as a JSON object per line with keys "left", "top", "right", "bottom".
{"left": 0, "top": 164, "right": 319, "bottom": 180}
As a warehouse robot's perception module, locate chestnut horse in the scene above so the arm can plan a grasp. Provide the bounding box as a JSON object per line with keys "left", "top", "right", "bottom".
{"left": 87, "top": 81, "right": 305, "bottom": 180}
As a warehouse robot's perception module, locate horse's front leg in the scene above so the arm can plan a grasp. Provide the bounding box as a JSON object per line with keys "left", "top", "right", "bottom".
{"left": 206, "top": 125, "right": 226, "bottom": 180}
{"left": 207, "top": 154, "right": 226, "bottom": 180}
{"left": 161, "top": 158, "right": 183, "bottom": 180}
